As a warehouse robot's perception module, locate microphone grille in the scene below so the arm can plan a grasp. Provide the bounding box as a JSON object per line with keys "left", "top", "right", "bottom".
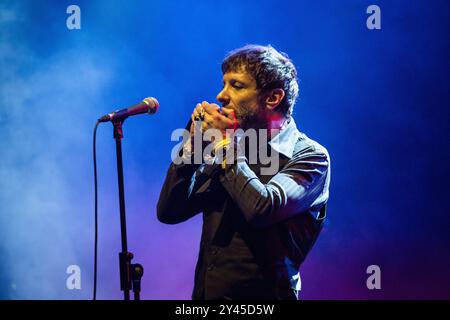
{"left": 143, "top": 97, "right": 159, "bottom": 114}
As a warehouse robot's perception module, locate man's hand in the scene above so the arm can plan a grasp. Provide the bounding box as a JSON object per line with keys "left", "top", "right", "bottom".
{"left": 190, "top": 101, "right": 237, "bottom": 138}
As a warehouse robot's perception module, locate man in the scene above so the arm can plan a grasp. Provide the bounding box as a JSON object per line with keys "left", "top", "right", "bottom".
{"left": 157, "top": 45, "right": 330, "bottom": 300}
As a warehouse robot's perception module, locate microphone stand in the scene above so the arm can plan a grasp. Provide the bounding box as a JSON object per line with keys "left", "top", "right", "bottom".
{"left": 113, "top": 120, "right": 144, "bottom": 300}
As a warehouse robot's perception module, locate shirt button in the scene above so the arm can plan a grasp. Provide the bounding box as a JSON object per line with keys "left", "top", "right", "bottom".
{"left": 212, "top": 248, "right": 219, "bottom": 255}
{"left": 207, "top": 264, "right": 214, "bottom": 271}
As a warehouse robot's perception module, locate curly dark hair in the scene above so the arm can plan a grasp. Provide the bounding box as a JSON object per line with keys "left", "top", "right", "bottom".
{"left": 221, "top": 44, "right": 299, "bottom": 118}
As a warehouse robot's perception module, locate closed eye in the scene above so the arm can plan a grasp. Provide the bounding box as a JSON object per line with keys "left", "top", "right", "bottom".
{"left": 231, "top": 80, "right": 244, "bottom": 89}
{"left": 222, "top": 79, "right": 246, "bottom": 89}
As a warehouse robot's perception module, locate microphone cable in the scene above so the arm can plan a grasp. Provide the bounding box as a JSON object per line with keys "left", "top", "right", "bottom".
{"left": 92, "top": 120, "right": 100, "bottom": 300}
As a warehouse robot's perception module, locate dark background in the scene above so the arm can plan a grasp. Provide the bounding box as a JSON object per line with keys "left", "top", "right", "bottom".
{"left": 0, "top": 0, "right": 449, "bottom": 299}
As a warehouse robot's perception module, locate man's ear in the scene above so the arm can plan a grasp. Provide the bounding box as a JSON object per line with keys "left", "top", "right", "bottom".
{"left": 265, "top": 88, "right": 285, "bottom": 110}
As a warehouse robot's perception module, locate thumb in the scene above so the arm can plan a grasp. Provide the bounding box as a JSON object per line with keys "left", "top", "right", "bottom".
{"left": 221, "top": 107, "right": 236, "bottom": 120}
{"left": 221, "top": 107, "right": 238, "bottom": 130}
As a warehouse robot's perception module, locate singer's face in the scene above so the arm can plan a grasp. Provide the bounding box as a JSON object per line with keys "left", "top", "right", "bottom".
{"left": 216, "top": 69, "right": 264, "bottom": 130}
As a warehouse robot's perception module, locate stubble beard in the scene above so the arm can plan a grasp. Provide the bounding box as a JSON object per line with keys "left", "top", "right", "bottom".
{"left": 236, "top": 104, "right": 268, "bottom": 131}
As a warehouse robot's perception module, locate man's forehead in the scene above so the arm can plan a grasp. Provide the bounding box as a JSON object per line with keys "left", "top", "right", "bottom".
{"left": 222, "top": 71, "right": 254, "bottom": 83}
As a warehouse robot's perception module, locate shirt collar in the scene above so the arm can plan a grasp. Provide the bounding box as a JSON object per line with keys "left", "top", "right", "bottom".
{"left": 268, "top": 118, "right": 301, "bottom": 158}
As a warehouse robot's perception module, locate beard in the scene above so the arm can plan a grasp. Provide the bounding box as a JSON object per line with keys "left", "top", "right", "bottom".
{"left": 235, "top": 104, "right": 268, "bottom": 131}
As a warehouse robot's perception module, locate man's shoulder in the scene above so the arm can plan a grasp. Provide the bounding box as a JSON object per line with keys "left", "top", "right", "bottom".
{"left": 293, "top": 131, "right": 330, "bottom": 160}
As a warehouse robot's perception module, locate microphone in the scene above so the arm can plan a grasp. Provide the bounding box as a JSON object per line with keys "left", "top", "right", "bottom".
{"left": 98, "top": 97, "right": 159, "bottom": 123}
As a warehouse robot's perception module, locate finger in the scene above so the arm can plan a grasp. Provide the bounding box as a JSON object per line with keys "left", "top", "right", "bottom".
{"left": 209, "top": 111, "right": 232, "bottom": 127}
{"left": 221, "top": 108, "right": 238, "bottom": 129}
{"left": 209, "top": 103, "right": 221, "bottom": 112}
{"left": 201, "top": 119, "right": 209, "bottom": 132}
{"left": 194, "top": 103, "right": 202, "bottom": 116}
{"left": 202, "top": 101, "right": 220, "bottom": 114}
{"left": 201, "top": 113, "right": 226, "bottom": 135}
{"left": 203, "top": 112, "right": 215, "bottom": 126}
{"left": 192, "top": 102, "right": 209, "bottom": 121}
{"left": 221, "top": 107, "right": 236, "bottom": 120}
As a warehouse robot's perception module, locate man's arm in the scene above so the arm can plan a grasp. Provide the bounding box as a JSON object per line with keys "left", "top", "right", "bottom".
{"left": 219, "top": 145, "right": 330, "bottom": 228}
{"left": 156, "top": 119, "right": 203, "bottom": 224}
{"left": 156, "top": 160, "right": 202, "bottom": 224}
{"left": 156, "top": 106, "right": 229, "bottom": 224}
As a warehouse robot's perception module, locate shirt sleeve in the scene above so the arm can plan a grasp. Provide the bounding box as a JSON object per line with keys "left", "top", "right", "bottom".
{"left": 156, "top": 158, "right": 202, "bottom": 224}
{"left": 156, "top": 120, "right": 204, "bottom": 224}
{"left": 218, "top": 146, "right": 330, "bottom": 228}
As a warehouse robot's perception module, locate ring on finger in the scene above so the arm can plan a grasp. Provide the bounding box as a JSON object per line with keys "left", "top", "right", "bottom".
{"left": 199, "top": 107, "right": 205, "bottom": 120}
{"left": 194, "top": 106, "right": 205, "bottom": 121}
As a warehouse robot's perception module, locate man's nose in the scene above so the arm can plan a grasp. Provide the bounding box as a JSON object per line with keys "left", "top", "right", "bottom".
{"left": 216, "top": 88, "right": 229, "bottom": 106}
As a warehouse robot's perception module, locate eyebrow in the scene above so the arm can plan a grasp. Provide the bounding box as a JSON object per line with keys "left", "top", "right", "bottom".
{"left": 223, "top": 77, "right": 247, "bottom": 85}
